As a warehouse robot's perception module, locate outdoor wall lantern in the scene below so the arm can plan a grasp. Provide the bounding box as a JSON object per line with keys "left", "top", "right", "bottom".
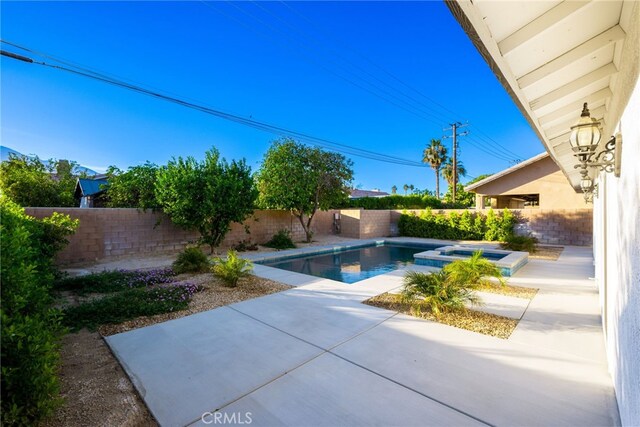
{"left": 570, "top": 103, "right": 622, "bottom": 202}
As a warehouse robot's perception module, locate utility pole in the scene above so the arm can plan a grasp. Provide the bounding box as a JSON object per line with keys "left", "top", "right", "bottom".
{"left": 443, "top": 122, "right": 468, "bottom": 203}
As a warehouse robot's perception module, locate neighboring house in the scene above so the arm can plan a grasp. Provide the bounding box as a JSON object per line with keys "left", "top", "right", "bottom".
{"left": 349, "top": 189, "right": 390, "bottom": 199}
{"left": 448, "top": 1, "right": 638, "bottom": 424}
{"left": 465, "top": 153, "right": 589, "bottom": 210}
{"left": 75, "top": 175, "right": 108, "bottom": 208}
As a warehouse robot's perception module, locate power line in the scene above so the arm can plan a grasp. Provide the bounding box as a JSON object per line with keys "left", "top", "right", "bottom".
{"left": 1, "top": 44, "right": 430, "bottom": 168}
{"left": 278, "top": 1, "right": 528, "bottom": 160}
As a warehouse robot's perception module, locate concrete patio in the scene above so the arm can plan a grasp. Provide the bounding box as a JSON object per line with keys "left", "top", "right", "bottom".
{"left": 106, "top": 244, "right": 620, "bottom": 426}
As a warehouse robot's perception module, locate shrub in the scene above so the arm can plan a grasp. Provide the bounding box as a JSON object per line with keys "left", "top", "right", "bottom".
{"left": 233, "top": 239, "right": 259, "bottom": 252}
{"left": 443, "top": 251, "right": 505, "bottom": 288}
{"left": 264, "top": 229, "right": 296, "bottom": 249}
{"left": 484, "top": 209, "right": 500, "bottom": 241}
{"left": 501, "top": 234, "right": 539, "bottom": 253}
{"left": 1, "top": 196, "right": 77, "bottom": 425}
{"left": 172, "top": 247, "right": 210, "bottom": 274}
{"left": 55, "top": 268, "right": 176, "bottom": 295}
{"left": 401, "top": 270, "right": 481, "bottom": 315}
{"left": 212, "top": 250, "right": 253, "bottom": 287}
{"left": 62, "top": 282, "right": 198, "bottom": 331}
{"left": 345, "top": 194, "right": 442, "bottom": 210}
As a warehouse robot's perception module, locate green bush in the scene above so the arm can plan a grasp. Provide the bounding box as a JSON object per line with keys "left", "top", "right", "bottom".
{"left": 212, "top": 250, "right": 253, "bottom": 287}
{"left": 62, "top": 283, "right": 198, "bottom": 331}
{"left": 173, "top": 247, "right": 210, "bottom": 274}
{"left": 233, "top": 239, "right": 259, "bottom": 252}
{"left": 443, "top": 251, "right": 505, "bottom": 287}
{"left": 401, "top": 270, "right": 480, "bottom": 315}
{"left": 1, "top": 196, "right": 77, "bottom": 425}
{"left": 401, "top": 251, "right": 504, "bottom": 315}
{"left": 55, "top": 268, "right": 176, "bottom": 295}
{"left": 264, "top": 229, "right": 296, "bottom": 249}
{"left": 398, "top": 208, "right": 515, "bottom": 242}
{"left": 345, "top": 194, "right": 442, "bottom": 210}
{"left": 500, "top": 234, "right": 539, "bottom": 253}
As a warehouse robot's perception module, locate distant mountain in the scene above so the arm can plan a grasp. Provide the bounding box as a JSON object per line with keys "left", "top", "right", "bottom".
{"left": 0, "top": 146, "right": 99, "bottom": 176}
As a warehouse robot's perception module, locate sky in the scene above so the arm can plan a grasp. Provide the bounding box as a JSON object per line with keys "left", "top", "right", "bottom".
{"left": 1, "top": 1, "right": 544, "bottom": 194}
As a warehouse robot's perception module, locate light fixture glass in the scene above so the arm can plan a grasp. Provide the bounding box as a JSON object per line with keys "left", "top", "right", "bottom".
{"left": 570, "top": 103, "right": 602, "bottom": 154}
{"left": 580, "top": 175, "right": 593, "bottom": 192}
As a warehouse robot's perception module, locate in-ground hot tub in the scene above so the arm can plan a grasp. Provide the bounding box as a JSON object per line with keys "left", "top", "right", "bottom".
{"left": 413, "top": 245, "right": 529, "bottom": 277}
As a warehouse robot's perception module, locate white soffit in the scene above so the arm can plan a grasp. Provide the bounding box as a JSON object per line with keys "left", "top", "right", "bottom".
{"left": 447, "top": 0, "right": 632, "bottom": 191}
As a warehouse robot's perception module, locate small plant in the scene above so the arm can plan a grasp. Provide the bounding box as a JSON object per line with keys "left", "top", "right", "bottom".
{"left": 500, "top": 234, "right": 538, "bottom": 253}
{"left": 173, "top": 246, "right": 210, "bottom": 274}
{"left": 444, "top": 251, "right": 505, "bottom": 288}
{"left": 264, "top": 229, "right": 296, "bottom": 249}
{"left": 212, "top": 250, "right": 253, "bottom": 287}
{"left": 401, "top": 270, "right": 480, "bottom": 315}
{"left": 233, "top": 238, "right": 259, "bottom": 252}
{"left": 62, "top": 282, "right": 198, "bottom": 331}
{"left": 55, "top": 268, "right": 176, "bottom": 295}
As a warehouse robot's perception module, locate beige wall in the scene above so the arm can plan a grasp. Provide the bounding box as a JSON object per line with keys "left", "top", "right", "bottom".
{"left": 25, "top": 208, "right": 336, "bottom": 265}
{"left": 472, "top": 156, "right": 589, "bottom": 209}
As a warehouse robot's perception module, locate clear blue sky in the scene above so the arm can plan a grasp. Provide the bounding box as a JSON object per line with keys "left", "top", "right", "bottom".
{"left": 1, "top": 1, "right": 543, "bottom": 194}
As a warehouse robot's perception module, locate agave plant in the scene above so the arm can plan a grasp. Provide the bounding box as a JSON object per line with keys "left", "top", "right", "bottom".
{"left": 212, "top": 250, "right": 253, "bottom": 287}
{"left": 401, "top": 270, "right": 481, "bottom": 315}
{"left": 443, "top": 250, "right": 505, "bottom": 288}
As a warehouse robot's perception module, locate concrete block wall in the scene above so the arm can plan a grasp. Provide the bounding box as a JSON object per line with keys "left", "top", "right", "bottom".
{"left": 25, "top": 208, "right": 337, "bottom": 265}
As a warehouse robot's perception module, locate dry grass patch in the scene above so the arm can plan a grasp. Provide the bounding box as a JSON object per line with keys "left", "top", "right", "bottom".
{"left": 365, "top": 293, "right": 518, "bottom": 339}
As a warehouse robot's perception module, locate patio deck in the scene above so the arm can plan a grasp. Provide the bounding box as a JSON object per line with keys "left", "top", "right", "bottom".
{"left": 106, "top": 243, "right": 620, "bottom": 426}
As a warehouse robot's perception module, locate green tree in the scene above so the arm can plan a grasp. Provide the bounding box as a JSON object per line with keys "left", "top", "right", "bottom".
{"left": 442, "top": 157, "right": 467, "bottom": 188}
{"left": 403, "top": 184, "right": 409, "bottom": 195}
{"left": 105, "top": 162, "right": 160, "bottom": 210}
{"left": 0, "top": 155, "right": 81, "bottom": 207}
{"left": 155, "top": 148, "right": 256, "bottom": 252}
{"left": 422, "top": 139, "right": 448, "bottom": 199}
{"left": 391, "top": 185, "right": 397, "bottom": 195}
{"left": 256, "top": 138, "right": 353, "bottom": 242}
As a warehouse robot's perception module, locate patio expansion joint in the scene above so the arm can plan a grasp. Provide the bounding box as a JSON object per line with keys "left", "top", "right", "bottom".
{"left": 194, "top": 303, "right": 494, "bottom": 427}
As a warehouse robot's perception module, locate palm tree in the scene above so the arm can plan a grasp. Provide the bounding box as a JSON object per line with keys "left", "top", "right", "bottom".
{"left": 403, "top": 184, "right": 409, "bottom": 195}
{"left": 409, "top": 184, "right": 415, "bottom": 194}
{"left": 391, "top": 185, "right": 397, "bottom": 195}
{"left": 442, "top": 157, "right": 467, "bottom": 188}
{"left": 422, "top": 139, "right": 447, "bottom": 199}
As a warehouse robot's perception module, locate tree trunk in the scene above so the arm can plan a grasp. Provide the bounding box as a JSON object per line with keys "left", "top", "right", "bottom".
{"left": 295, "top": 213, "right": 314, "bottom": 243}
{"left": 435, "top": 169, "right": 440, "bottom": 200}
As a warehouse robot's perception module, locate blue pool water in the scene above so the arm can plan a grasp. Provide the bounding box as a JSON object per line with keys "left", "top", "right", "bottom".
{"left": 260, "top": 243, "right": 440, "bottom": 284}
{"left": 449, "top": 250, "right": 506, "bottom": 260}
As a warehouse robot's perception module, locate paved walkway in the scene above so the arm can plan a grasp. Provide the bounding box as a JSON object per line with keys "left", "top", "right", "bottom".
{"left": 106, "top": 244, "right": 620, "bottom": 426}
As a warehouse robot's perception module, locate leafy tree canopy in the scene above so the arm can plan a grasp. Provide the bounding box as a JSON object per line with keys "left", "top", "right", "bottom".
{"left": 256, "top": 138, "right": 354, "bottom": 242}
{"left": 105, "top": 162, "right": 160, "bottom": 210}
{"left": 0, "top": 154, "right": 82, "bottom": 207}
{"left": 155, "top": 148, "right": 257, "bottom": 252}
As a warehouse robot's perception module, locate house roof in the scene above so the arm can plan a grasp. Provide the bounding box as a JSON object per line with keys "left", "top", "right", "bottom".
{"left": 465, "top": 152, "right": 549, "bottom": 192}
{"left": 76, "top": 178, "right": 108, "bottom": 197}
{"left": 446, "top": 0, "right": 636, "bottom": 191}
{"left": 349, "top": 189, "right": 390, "bottom": 199}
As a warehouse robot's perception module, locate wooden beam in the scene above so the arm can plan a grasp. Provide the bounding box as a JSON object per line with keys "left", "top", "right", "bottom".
{"left": 536, "top": 87, "right": 612, "bottom": 123}
{"left": 518, "top": 25, "right": 626, "bottom": 88}
{"left": 530, "top": 63, "right": 617, "bottom": 111}
{"left": 544, "top": 115, "right": 605, "bottom": 140}
{"left": 498, "top": 1, "right": 590, "bottom": 55}
{"left": 539, "top": 105, "right": 606, "bottom": 127}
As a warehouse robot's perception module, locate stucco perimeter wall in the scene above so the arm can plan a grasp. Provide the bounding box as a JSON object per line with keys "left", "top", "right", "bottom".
{"left": 25, "top": 208, "right": 336, "bottom": 265}
{"left": 390, "top": 208, "right": 592, "bottom": 246}
{"left": 594, "top": 46, "right": 640, "bottom": 427}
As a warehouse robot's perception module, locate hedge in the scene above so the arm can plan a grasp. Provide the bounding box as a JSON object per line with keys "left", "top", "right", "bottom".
{"left": 344, "top": 195, "right": 442, "bottom": 210}
{"left": 1, "top": 196, "right": 78, "bottom": 425}
{"left": 398, "top": 208, "right": 515, "bottom": 241}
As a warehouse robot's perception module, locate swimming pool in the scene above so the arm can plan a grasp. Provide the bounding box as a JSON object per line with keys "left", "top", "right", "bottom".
{"left": 259, "top": 243, "right": 441, "bottom": 284}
